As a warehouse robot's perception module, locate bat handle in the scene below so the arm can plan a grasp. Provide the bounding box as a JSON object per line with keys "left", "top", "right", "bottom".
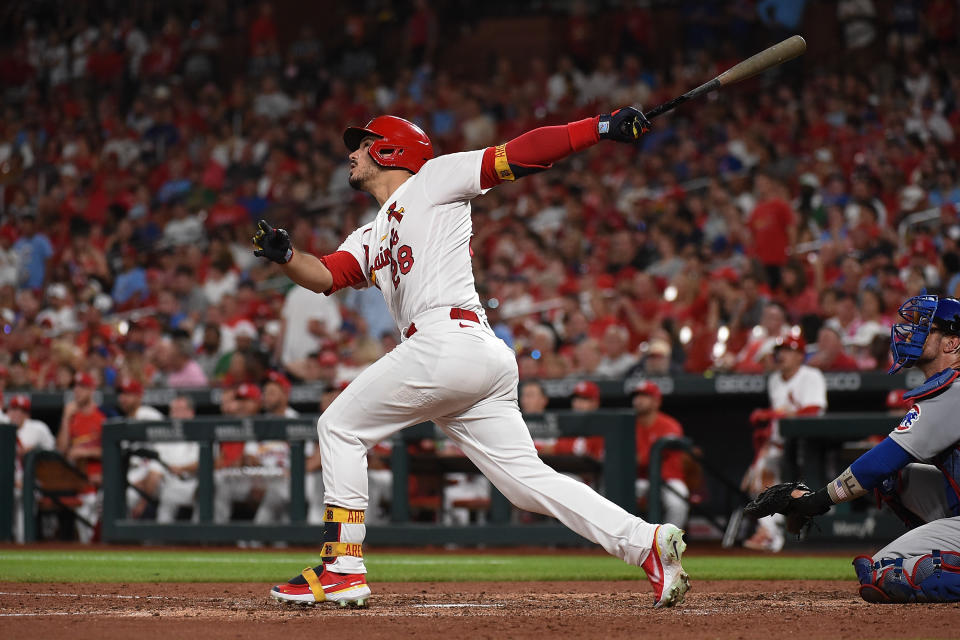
{"left": 644, "top": 78, "right": 721, "bottom": 120}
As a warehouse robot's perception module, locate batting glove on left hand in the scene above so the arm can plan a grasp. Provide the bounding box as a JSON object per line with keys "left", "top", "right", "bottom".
{"left": 252, "top": 220, "right": 294, "bottom": 264}
{"left": 598, "top": 106, "right": 651, "bottom": 143}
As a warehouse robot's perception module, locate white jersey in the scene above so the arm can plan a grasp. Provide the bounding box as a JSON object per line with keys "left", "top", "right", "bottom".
{"left": 336, "top": 150, "right": 487, "bottom": 333}
{"left": 244, "top": 406, "right": 301, "bottom": 468}
{"left": 15, "top": 418, "right": 56, "bottom": 485}
{"left": 767, "top": 364, "right": 827, "bottom": 443}
{"left": 17, "top": 419, "right": 56, "bottom": 452}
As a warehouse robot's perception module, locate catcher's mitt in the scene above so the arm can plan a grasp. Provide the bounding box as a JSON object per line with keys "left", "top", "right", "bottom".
{"left": 744, "top": 481, "right": 831, "bottom": 535}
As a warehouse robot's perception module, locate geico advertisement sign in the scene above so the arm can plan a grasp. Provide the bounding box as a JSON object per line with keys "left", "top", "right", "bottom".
{"left": 715, "top": 372, "right": 863, "bottom": 394}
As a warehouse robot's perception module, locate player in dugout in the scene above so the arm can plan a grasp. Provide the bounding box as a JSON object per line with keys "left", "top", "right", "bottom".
{"left": 253, "top": 108, "right": 690, "bottom": 608}
{"left": 747, "top": 293, "right": 960, "bottom": 603}
{"left": 631, "top": 381, "right": 690, "bottom": 529}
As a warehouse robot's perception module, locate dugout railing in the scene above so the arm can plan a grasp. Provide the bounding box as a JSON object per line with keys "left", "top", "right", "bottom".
{"left": 95, "top": 411, "right": 637, "bottom": 545}
{"left": 0, "top": 427, "right": 14, "bottom": 541}
{"left": 646, "top": 436, "right": 753, "bottom": 545}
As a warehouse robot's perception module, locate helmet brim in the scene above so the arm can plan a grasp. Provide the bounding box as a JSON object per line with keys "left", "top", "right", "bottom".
{"left": 343, "top": 126, "right": 383, "bottom": 152}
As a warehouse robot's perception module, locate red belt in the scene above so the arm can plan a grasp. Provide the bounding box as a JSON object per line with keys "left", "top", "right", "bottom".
{"left": 405, "top": 308, "right": 480, "bottom": 338}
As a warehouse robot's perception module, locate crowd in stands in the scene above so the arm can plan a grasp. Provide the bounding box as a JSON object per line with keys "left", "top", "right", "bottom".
{"left": 0, "top": 0, "right": 959, "bottom": 405}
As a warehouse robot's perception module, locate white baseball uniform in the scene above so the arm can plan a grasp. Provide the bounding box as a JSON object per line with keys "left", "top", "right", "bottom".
{"left": 767, "top": 364, "right": 828, "bottom": 444}
{"left": 746, "top": 364, "right": 827, "bottom": 543}
{"left": 12, "top": 418, "right": 56, "bottom": 543}
{"left": 317, "top": 150, "right": 657, "bottom": 574}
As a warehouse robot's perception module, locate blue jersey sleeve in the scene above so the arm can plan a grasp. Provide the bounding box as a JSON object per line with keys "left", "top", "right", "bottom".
{"left": 849, "top": 437, "right": 915, "bottom": 490}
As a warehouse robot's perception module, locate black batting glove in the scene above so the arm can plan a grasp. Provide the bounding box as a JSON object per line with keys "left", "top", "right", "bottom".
{"left": 598, "top": 106, "right": 651, "bottom": 143}
{"left": 252, "top": 220, "right": 293, "bottom": 264}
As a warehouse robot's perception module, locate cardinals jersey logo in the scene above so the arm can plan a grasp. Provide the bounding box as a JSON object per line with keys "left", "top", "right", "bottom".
{"left": 387, "top": 201, "right": 404, "bottom": 222}
{"left": 897, "top": 404, "right": 921, "bottom": 432}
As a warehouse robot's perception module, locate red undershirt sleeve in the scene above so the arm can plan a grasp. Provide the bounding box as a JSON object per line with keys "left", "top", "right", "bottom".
{"left": 793, "top": 405, "right": 825, "bottom": 416}
{"left": 480, "top": 116, "right": 601, "bottom": 189}
{"left": 318, "top": 251, "right": 366, "bottom": 295}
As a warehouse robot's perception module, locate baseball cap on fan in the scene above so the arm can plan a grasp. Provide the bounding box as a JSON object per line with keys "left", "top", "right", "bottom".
{"left": 117, "top": 378, "right": 144, "bottom": 395}
{"left": 885, "top": 389, "right": 910, "bottom": 411}
{"left": 73, "top": 371, "right": 97, "bottom": 388}
{"left": 318, "top": 350, "right": 339, "bottom": 367}
{"left": 7, "top": 394, "right": 31, "bottom": 412}
{"left": 236, "top": 383, "right": 262, "bottom": 402}
{"left": 572, "top": 380, "right": 600, "bottom": 402}
{"left": 265, "top": 370, "right": 292, "bottom": 393}
{"left": 630, "top": 380, "right": 662, "bottom": 401}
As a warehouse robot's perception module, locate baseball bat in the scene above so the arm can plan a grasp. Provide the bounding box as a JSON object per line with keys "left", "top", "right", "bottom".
{"left": 644, "top": 35, "right": 806, "bottom": 120}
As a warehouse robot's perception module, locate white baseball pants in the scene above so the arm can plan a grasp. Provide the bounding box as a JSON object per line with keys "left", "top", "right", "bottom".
{"left": 317, "top": 308, "right": 657, "bottom": 574}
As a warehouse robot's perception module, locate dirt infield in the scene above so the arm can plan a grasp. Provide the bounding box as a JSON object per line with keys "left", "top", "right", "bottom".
{"left": 1, "top": 580, "right": 957, "bottom": 639}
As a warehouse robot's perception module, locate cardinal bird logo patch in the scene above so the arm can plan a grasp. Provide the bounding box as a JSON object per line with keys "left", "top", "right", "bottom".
{"left": 897, "top": 404, "right": 921, "bottom": 432}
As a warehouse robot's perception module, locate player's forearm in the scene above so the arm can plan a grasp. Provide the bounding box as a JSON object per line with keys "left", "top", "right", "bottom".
{"left": 824, "top": 437, "right": 914, "bottom": 504}
{"left": 280, "top": 249, "right": 334, "bottom": 294}
{"left": 479, "top": 117, "right": 600, "bottom": 187}
{"left": 57, "top": 426, "right": 70, "bottom": 453}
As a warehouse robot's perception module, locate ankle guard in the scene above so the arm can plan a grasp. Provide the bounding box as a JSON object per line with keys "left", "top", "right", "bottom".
{"left": 322, "top": 505, "right": 365, "bottom": 571}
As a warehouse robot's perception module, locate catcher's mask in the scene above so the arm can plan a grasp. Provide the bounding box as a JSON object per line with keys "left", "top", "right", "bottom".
{"left": 889, "top": 292, "right": 960, "bottom": 373}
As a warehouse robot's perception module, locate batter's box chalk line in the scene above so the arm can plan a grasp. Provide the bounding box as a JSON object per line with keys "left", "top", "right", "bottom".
{"left": 412, "top": 603, "right": 504, "bottom": 608}
{"left": 0, "top": 591, "right": 183, "bottom": 600}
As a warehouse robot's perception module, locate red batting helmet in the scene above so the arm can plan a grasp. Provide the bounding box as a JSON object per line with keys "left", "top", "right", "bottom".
{"left": 343, "top": 116, "right": 434, "bottom": 174}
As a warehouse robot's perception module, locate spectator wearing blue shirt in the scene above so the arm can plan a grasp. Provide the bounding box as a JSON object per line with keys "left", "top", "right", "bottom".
{"left": 12, "top": 214, "right": 53, "bottom": 291}
{"left": 929, "top": 170, "right": 960, "bottom": 208}
{"left": 111, "top": 247, "right": 149, "bottom": 307}
{"left": 343, "top": 286, "right": 396, "bottom": 343}
{"left": 237, "top": 178, "right": 268, "bottom": 220}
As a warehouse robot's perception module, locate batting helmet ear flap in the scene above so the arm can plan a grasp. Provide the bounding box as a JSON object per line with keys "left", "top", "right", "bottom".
{"left": 343, "top": 116, "right": 434, "bottom": 174}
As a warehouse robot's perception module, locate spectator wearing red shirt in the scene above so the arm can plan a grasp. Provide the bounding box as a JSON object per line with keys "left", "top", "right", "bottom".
{"left": 206, "top": 190, "right": 249, "bottom": 230}
{"left": 632, "top": 381, "right": 688, "bottom": 528}
{"left": 249, "top": 2, "right": 278, "bottom": 51}
{"left": 86, "top": 37, "right": 124, "bottom": 86}
{"left": 747, "top": 173, "right": 796, "bottom": 290}
{"left": 807, "top": 326, "right": 860, "bottom": 371}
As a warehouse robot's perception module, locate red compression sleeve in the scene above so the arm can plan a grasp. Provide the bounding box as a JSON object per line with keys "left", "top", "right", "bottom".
{"left": 480, "top": 117, "right": 601, "bottom": 189}
{"left": 318, "top": 251, "right": 366, "bottom": 295}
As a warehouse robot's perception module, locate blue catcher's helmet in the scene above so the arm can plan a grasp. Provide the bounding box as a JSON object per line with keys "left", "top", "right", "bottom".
{"left": 889, "top": 293, "right": 960, "bottom": 373}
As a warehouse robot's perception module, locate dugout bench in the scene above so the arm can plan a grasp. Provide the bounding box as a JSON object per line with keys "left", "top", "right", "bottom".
{"left": 97, "top": 411, "right": 638, "bottom": 546}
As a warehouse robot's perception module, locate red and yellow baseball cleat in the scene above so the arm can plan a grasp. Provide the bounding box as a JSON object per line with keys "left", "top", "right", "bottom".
{"left": 641, "top": 524, "right": 691, "bottom": 608}
{"left": 271, "top": 565, "right": 372, "bottom": 608}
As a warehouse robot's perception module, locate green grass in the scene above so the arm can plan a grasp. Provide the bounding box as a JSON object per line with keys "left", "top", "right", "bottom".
{"left": 0, "top": 550, "right": 856, "bottom": 583}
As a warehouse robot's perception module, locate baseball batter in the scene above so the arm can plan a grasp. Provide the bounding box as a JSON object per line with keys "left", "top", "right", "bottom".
{"left": 254, "top": 110, "right": 690, "bottom": 608}
{"left": 748, "top": 293, "right": 960, "bottom": 603}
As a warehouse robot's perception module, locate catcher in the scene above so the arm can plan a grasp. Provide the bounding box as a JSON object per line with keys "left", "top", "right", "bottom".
{"left": 746, "top": 293, "right": 960, "bottom": 603}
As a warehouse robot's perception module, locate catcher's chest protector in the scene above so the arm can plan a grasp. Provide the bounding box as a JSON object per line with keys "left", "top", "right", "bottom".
{"left": 890, "top": 370, "right": 960, "bottom": 516}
